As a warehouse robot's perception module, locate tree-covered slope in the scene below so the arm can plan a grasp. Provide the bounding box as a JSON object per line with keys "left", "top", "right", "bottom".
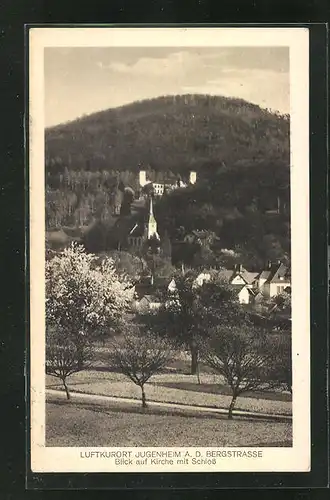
{"left": 45, "top": 94, "right": 289, "bottom": 174}
{"left": 45, "top": 94, "right": 290, "bottom": 268}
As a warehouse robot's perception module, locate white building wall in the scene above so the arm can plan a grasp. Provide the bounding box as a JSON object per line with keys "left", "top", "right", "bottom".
{"left": 231, "top": 275, "right": 246, "bottom": 285}
{"left": 193, "top": 272, "right": 211, "bottom": 288}
{"left": 189, "top": 171, "right": 197, "bottom": 184}
{"left": 139, "top": 170, "right": 147, "bottom": 187}
{"left": 168, "top": 279, "right": 177, "bottom": 292}
{"left": 153, "top": 183, "right": 164, "bottom": 196}
{"left": 238, "top": 287, "right": 250, "bottom": 304}
{"left": 149, "top": 302, "right": 161, "bottom": 310}
{"left": 257, "top": 277, "right": 267, "bottom": 290}
{"left": 269, "top": 282, "right": 289, "bottom": 297}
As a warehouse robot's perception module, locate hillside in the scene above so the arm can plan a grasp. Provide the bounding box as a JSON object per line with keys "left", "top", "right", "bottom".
{"left": 45, "top": 94, "right": 290, "bottom": 268}
{"left": 45, "top": 94, "right": 289, "bottom": 174}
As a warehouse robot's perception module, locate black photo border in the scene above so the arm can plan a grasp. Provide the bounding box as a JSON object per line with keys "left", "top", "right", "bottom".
{"left": 23, "top": 22, "right": 328, "bottom": 491}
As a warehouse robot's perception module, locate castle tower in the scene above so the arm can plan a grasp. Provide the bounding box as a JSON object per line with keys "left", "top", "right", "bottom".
{"left": 189, "top": 171, "right": 197, "bottom": 184}
{"left": 145, "top": 196, "right": 159, "bottom": 240}
{"left": 139, "top": 170, "right": 147, "bottom": 187}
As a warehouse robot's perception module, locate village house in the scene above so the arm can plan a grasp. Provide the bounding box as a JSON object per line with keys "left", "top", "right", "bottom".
{"left": 190, "top": 263, "right": 290, "bottom": 305}
{"left": 132, "top": 276, "right": 176, "bottom": 312}
{"left": 131, "top": 260, "right": 291, "bottom": 312}
{"left": 229, "top": 284, "right": 256, "bottom": 305}
{"left": 253, "top": 261, "right": 291, "bottom": 298}
{"left": 192, "top": 267, "right": 257, "bottom": 305}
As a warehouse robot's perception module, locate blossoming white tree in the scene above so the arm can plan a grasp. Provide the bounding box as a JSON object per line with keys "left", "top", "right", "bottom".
{"left": 46, "top": 243, "right": 134, "bottom": 378}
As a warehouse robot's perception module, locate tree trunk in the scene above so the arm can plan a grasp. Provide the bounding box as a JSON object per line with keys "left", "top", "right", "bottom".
{"left": 196, "top": 360, "right": 201, "bottom": 384}
{"left": 228, "top": 394, "right": 237, "bottom": 420}
{"left": 76, "top": 346, "right": 85, "bottom": 370}
{"left": 190, "top": 342, "right": 198, "bottom": 375}
{"left": 62, "top": 379, "right": 71, "bottom": 400}
{"left": 141, "top": 386, "right": 147, "bottom": 408}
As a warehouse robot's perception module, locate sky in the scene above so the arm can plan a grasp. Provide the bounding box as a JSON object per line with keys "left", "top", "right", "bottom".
{"left": 44, "top": 47, "right": 289, "bottom": 127}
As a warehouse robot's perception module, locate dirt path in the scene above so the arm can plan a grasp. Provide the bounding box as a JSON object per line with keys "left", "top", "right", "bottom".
{"left": 47, "top": 389, "right": 292, "bottom": 422}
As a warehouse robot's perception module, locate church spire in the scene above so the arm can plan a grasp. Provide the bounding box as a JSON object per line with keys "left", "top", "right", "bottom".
{"left": 145, "top": 195, "right": 159, "bottom": 240}
{"left": 149, "top": 195, "right": 154, "bottom": 217}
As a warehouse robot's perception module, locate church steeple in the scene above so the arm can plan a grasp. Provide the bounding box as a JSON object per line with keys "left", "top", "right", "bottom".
{"left": 145, "top": 196, "right": 159, "bottom": 240}
{"left": 149, "top": 195, "right": 154, "bottom": 217}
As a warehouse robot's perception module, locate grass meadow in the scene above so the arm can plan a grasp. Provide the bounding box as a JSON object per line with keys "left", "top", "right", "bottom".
{"left": 46, "top": 348, "right": 292, "bottom": 447}
{"left": 46, "top": 369, "right": 292, "bottom": 416}
{"left": 46, "top": 399, "right": 292, "bottom": 448}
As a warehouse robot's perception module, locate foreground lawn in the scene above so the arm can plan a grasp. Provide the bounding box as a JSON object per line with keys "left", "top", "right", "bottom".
{"left": 46, "top": 401, "right": 292, "bottom": 447}
{"left": 47, "top": 370, "right": 292, "bottom": 416}
{"left": 159, "top": 381, "right": 292, "bottom": 402}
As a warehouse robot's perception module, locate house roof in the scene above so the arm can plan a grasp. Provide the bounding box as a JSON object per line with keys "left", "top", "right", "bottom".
{"left": 229, "top": 283, "right": 256, "bottom": 297}
{"left": 240, "top": 271, "right": 259, "bottom": 284}
{"left": 217, "top": 269, "right": 235, "bottom": 281}
{"left": 256, "top": 263, "right": 290, "bottom": 283}
{"left": 140, "top": 295, "right": 158, "bottom": 303}
{"left": 269, "top": 263, "right": 290, "bottom": 283}
{"left": 134, "top": 283, "right": 155, "bottom": 299}
{"left": 258, "top": 270, "right": 271, "bottom": 280}
{"left": 134, "top": 276, "right": 174, "bottom": 300}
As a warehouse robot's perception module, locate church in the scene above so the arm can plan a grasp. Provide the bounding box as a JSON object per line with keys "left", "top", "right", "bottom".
{"left": 127, "top": 196, "right": 159, "bottom": 248}
{"left": 126, "top": 195, "right": 172, "bottom": 259}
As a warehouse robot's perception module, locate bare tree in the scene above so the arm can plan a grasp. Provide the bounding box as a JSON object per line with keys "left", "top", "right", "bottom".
{"left": 141, "top": 270, "right": 243, "bottom": 376}
{"left": 268, "top": 331, "right": 292, "bottom": 394}
{"left": 46, "top": 328, "right": 94, "bottom": 400}
{"left": 200, "top": 324, "right": 281, "bottom": 419}
{"left": 111, "top": 330, "right": 173, "bottom": 408}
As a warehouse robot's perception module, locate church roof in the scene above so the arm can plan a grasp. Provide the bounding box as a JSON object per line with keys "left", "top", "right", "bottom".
{"left": 128, "top": 223, "right": 145, "bottom": 238}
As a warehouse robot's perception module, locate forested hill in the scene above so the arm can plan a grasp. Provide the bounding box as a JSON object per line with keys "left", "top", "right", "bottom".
{"left": 45, "top": 94, "right": 289, "bottom": 174}
{"left": 46, "top": 95, "right": 290, "bottom": 268}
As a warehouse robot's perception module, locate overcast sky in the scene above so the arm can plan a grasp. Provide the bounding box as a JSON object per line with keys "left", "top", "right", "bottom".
{"left": 44, "top": 47, "right": 289, "bottom": 127}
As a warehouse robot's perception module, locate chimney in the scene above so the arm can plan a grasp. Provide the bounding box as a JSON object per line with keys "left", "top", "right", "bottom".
{"left": 236, "top": 263, "right": 242, "bottom": 273}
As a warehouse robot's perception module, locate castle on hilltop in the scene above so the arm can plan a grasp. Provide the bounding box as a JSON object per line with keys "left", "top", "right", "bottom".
{"left": 139, "top": 169, "right": 197, "bottom": 197}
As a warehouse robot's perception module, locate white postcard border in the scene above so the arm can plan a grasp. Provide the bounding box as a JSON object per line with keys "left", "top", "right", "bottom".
{"left": 29, "top": 27, "right": 310, "bottom": 473}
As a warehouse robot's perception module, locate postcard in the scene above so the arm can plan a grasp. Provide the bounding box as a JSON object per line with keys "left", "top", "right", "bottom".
{"left": 29, "top": 26, "right": 310, "bottom": 473}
